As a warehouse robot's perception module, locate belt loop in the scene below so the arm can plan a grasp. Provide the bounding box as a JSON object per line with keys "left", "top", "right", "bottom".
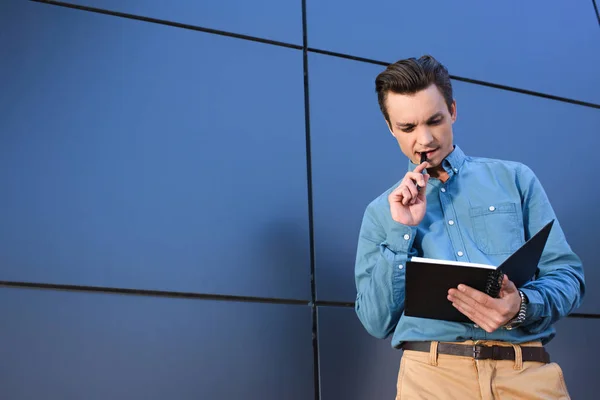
{"left": 511, "top": 344, "right": 523, "bottom": 370}
{"left": 429, "top": 341, "right": 439, "bottom": 366}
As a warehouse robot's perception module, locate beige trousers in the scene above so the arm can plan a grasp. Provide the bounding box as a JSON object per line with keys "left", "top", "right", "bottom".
{"left": 396, "top": 340, "right": 570, "bottom": 400}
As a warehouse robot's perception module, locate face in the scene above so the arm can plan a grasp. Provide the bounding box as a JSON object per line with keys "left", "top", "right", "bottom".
{"left": 385, "top": 84, "right": 457, "bottom": 168}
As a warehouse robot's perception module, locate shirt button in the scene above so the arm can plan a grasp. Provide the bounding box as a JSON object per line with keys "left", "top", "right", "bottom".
{"left": 453, "top": 168, "right": 458, "bottom": 173}
{"left": 441, "top": 188, "right": 446, "bottom": 193}
{"left": 403, "top": 234, "right": 410, "bottom": 240}
{"left": 457, "top": 251, "right": 464, "bottom": 257}
{"left": 474, "top": 324, "right": 479, "bottom": 328}
{"left": 398, "top": 264, "right": 404, "bottom": 270}
{"left": 489, "top": 206, "right": 495, "bottom": 211}
{"left": 448, "top": 220, "right": 454, "bottom": 225}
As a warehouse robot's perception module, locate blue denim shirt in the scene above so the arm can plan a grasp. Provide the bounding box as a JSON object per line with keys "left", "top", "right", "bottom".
{"left": 354, "top": 145, "right": 585, "bottom": 347}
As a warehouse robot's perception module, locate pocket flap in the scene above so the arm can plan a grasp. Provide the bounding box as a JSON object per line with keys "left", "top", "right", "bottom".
{"left": 469, "top": 202, "right": 517, "bottom": 217}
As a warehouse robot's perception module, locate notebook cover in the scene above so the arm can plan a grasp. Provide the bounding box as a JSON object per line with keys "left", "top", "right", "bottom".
{"left": 403, "top": 219, "right": 554, "bottom": 323}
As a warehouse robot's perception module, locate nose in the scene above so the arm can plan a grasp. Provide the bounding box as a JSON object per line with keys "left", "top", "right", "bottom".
{"left": 416, "top": 126, "right": 434, "bottom": 146}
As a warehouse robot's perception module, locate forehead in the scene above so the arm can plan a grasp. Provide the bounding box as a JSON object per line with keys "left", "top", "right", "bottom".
{"left": 386, "top": 84, "right": 447, "bottom": 122}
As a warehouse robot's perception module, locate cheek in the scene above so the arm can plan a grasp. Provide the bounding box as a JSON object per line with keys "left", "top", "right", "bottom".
{"left": 432, "top": 124, "right": 453, "bottom": 141}
{"left": 395, "top": 134, "right": 414, "bottom": 150}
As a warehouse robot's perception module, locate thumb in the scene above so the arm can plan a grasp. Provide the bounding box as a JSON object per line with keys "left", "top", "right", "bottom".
{"left": 500, "top": 275, "right": 517, "bottom": 296}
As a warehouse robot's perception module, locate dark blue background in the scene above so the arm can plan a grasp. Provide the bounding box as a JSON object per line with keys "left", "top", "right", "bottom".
{"left": 1, "top": 0, "right": 598, "bottom": 399}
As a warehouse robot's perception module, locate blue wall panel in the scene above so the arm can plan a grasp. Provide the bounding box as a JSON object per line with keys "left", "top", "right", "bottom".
{"left": 308, "top": 54, "right": 401, "bottom": 303}
{"left": 0, "top": 1, "right": 311, "bottom": 300}
{"left": 318, "top": 307, "right": 401, "bottom": 400}
{"left": 0, "top": 1, "right": 597, "bottom": 399}
{"left": 0, "top": 287, "right": 314, "bottom": 400}
{"left": 545, "top": 317, "right": 599, "bottom": 400}
{"left": 319, "top": 307, "right": 596, "bottom": 400}
{"left": 50, "top": 0, "right": 302, "bottom": 45}
{"left": 309, "top": 52, "right": 599, "bottom": 315}
{"left": 307, "top": 0, "right": 600, "bottom": 104}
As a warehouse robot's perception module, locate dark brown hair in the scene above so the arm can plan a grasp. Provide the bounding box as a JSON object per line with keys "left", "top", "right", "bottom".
{"left": 375, "top": 55, "right": 453, "bottom": 125}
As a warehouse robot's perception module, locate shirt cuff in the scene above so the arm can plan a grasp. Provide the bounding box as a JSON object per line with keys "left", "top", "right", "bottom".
{"left": 385, "top": 222, "right": 417, "bottom": 253}
{"left": 520, "top": 287, "right": 544, "bottom": 325}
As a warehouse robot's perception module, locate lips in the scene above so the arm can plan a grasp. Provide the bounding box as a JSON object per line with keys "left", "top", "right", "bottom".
{"left": 419, "top": 149, "right": 437, "bottom": 159}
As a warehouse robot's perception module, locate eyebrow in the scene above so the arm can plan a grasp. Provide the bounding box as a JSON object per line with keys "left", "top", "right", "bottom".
{"left": 396, "top": 112, "right": 444, "bottom": 128}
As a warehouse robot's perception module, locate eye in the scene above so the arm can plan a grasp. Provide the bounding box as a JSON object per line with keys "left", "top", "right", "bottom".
{"left": 429, "top": 118, "right": 443, "bottom": 125}
{"left": 401, "top": 127, "right": 415, "bottom": 133}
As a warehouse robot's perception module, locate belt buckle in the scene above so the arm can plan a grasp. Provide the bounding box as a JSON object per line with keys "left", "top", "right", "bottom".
{"left": 472, "top": 341, "right": 485, "bottom": 360}
{"left": 472, "top": 344, "right": 484, "bottom": 359}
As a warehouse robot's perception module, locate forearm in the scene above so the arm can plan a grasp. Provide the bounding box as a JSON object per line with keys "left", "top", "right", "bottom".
{"left": 354, "top": 207, "right": 417, "bottom": 339}
{"left": 355, "top": 243, "right": 409, "bottom": 339}
{"left": 517, "top": 164, "right": 586, "bottom": 332}
{"left": 520, "top": 263, "right": 585, "bottom": 333}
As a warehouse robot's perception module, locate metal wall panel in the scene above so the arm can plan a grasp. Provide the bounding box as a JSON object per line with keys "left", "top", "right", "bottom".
{"left": 318, "top": 306, "right": 401, "bottom": 400}
{"left": 0, "top": 287, "right": 314, "bottom": 400}
{"left": 307, "top": 0, "right": 600, "bottom": 104}
{"left": 0, "top": 1, "right": 311, "bottom": 300}
{"left": 48, "top": 0, "right": 302, "bottom": 44}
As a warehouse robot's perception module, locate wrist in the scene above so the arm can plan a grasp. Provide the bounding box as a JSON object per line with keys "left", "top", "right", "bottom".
{"left": 503, "top": 290, "right": 528, "bottom": 330}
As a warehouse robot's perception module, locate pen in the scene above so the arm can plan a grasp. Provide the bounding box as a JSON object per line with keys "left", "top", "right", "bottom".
{"left": 416, "top": 152, "right": 427, "bottom": 191}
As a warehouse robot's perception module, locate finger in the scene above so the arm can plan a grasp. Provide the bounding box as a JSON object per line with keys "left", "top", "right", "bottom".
{"left": 447, "top": 288, "right": 491, "bottom": 317}
{"left": 449, "top": 287, "right": 514, "bottom": 329}
{"left": 450, "top": 301, "right": 496, "bottom": 333}
{"left": 392, "top": 183, "right": 416, "bottom": 206}
{"left": 455, "top": 284, "right": 491, "bottom": 307}
{"left": 501, "top": 274, "right": 517, "bottom": 291}
{"left": 499, "top": 275, "right": 517, "bottom": 297}
{"left": 417, "top": 174, "right": 430, "bottom": 199}
{"left": 402, "top": 180, "right": 419, "bottom": 199}
{"left": 390, "top": 184, "right": 407, "bottom": 200}
{"left": 391, "top": 190, "right": 406, "bottom": 206}
{"left": 448, "top": 290, "right": 501, "bottom": 331}
{"left": 447, "top": 293, "right": 489, "bottom": 327}
{"left": 401, "top": 187, "right": 412, "bottom": 205}
{"left": 413, "top": 161, "right": 428, "bottom": 174}
{"left": 405, "top": 171, "right": 427, "bottom": 188}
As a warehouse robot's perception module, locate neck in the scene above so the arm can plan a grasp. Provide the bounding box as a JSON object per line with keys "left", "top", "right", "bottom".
{"left": 427, "top": 165, "right": 449, "bottom": 183}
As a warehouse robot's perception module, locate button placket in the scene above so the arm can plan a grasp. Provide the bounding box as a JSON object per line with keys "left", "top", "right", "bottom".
{"left": 439, "top": 180, "right": 468, "bottom": 262}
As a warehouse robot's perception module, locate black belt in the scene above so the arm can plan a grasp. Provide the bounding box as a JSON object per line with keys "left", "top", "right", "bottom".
{"left": 401, "top": 341, "right": 551, "bottom": 363}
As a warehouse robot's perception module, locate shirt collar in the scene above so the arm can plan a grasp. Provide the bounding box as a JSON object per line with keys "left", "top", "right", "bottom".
{"left": 407, "top": 145, "right": 467, "bottom": 174}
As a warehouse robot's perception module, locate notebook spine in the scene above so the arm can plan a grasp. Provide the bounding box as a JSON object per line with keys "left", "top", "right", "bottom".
{"left": 485, "top": 270, "right": 504, "bottom": 298}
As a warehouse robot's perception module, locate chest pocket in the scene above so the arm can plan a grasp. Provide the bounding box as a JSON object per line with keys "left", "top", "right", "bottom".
{"left": 469, "top": 202, "right": 524, "bottom": 255}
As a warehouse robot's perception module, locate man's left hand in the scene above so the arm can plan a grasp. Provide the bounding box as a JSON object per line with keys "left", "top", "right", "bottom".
{"left": 447, "top": 275, "right": 522, "bottom": 333}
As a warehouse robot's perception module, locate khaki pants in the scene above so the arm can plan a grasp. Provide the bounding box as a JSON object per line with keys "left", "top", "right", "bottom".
{"left": 396, "top": 340, "right": 570, "bottom": 400}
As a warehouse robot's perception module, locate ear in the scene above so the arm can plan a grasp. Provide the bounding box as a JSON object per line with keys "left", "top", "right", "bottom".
{"left": 386, "top": 119, "right": 395, "bottom": 136}
{"left": 450, "top": 100, "right": 457, "bottom": 123}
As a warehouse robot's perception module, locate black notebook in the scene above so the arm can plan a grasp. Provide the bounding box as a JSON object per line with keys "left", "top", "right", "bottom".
{"left": 404, "top": 219, "right": 555, "bottom": 323}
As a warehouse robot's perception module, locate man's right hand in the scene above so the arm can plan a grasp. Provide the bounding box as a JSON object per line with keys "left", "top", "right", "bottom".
{"left": 388, "top": 162, "right": 430, "bottom": 226}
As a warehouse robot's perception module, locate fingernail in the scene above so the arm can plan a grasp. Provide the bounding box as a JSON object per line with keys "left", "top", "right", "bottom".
{"left": 458, "top": 285, "right": 465, "bottom": 292}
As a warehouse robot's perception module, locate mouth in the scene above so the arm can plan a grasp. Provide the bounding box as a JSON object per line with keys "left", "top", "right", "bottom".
{"left": 418, "top": 148, "right": 437, "bottom": 162}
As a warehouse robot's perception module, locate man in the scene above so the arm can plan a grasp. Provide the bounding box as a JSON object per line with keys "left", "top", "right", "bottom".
{"left": 354, "top": 55, "right": 585, "bottom": 399}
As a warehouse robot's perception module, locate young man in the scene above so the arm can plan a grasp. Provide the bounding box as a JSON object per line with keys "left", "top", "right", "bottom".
{"left": 354, "top": 55, "right": 585, "bottom": 399}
